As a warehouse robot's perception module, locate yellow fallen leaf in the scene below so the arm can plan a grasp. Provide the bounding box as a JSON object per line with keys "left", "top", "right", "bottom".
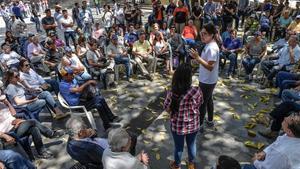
{"left": 247, "top": 130, "right": 257, "bottom": 137}
{"left": 213, "top": 114, "right": 222, "bottom": 122}
{"left": 143, "top": 140, "right": 150, "bottom": 144}
{"left": 146, "top": 116, "right": 154, "bottom": 122}
{"left": 151, "top": 148, "right": 159, "bottom": 152}
{"left": 232, "top": 114, "right": 241, "bottom": 120}
{"left": 155, "top": 153, "right": 161, "bottom": 160}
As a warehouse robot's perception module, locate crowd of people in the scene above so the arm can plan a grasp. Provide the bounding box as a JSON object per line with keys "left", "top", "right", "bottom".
{"left": 0, "top": 0, "right": 299, "bottom": 169}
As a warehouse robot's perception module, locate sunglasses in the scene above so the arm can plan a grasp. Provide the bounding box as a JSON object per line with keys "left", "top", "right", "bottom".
{"left": 24, "top": 64, "right": 30, "bottom": 67}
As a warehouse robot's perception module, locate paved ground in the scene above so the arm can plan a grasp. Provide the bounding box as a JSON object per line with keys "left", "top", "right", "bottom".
{"left": 0, "top": 5, "right": 281, "bottom": 169}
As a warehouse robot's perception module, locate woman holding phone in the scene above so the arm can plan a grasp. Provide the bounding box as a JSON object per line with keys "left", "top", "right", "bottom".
{"left": 4, "top": 69, "right": 68, "bottom": 120}
{"left": 189, "top": 23, "right": 220, "bottom": 133}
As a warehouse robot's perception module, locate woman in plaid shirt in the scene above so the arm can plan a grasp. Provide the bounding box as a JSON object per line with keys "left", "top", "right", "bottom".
{"left": 164, "top": 64, "right": 203, "bottom": 169}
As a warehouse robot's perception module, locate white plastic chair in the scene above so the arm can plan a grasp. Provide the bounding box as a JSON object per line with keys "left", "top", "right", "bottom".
{"left": 57, "top": 92, "right": 97, "bottom": 129}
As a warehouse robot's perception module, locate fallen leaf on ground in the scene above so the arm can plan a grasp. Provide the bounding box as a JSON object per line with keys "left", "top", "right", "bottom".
{"left": 232, "top": 114, "right": 241, "bottom": 120}
{"left": 156, "top": 153, "right": 161, "bottom": 160}
{"left": 151, "top": 148, "right": 159, "bottom": 152}
{"left": 244, "top": 123, "right": 256, "bottom": 129}
{"left": 146, "top": 116, "right": 154, "bottom": 122}
{"left": 247, "top": 130, "right": 257, "bottom": 137}
{"left": 244, "top": 141, "right": 265, "bottom": 150}
{"left": 143, "top": 140, "right": 150, "bottom": 144}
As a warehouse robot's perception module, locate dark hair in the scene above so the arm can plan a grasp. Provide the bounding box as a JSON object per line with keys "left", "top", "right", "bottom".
{"left": 62, "top": 9, "right": 68, "bottom": 13}
{"left": 203, "top": 23, "right": 217, "bottom": 36}
{"left": 170, "top": 64, "right": 192, "bottom": 113}
{"left": 4, "top": 69, "right": 18, "bottom": 87}
{"left": 288, "top": 114, "right": 300, "bottom": 138}
{"left": 217, "top": 155, "right": 241, "bottom": 169}
{"left": 18, "top": 58, "right": 29, "bottom": 71}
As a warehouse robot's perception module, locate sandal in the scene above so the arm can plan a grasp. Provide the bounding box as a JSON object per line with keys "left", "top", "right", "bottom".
{"left": 169, "top": 161, "right": 181, "bottom": 169}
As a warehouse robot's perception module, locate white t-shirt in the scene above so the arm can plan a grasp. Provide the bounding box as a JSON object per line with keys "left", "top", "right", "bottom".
{"left": 0, "top": 102, "right": 15, "bottom": 133}
{"left": 103, "top": 11, "right": 113, "bottom": 28}
{"left": 61, "top": 16, "right": 74, "bottom": 32}
{"left": 198, "top": 41, "right": 219, "bottom": 84}
{"left": 0, "top": 51, "right": 21, "bottom": 66}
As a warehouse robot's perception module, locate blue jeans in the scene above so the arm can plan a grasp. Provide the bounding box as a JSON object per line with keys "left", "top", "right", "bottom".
{"left": 27, "top": 99, "right": 46, "bottom": 113}
{"left": 242, "top": 164, "right": 257, "bottom": 169}
{"left": 38, "top": 91, "right": 57, "bottom": 109}
{"left": 64, "top": 31, "right": 76, "bottom": 47}
{"left": 34, "top": 16, "right": 41, "bottom": 32}
{"left": 171, "top": 131, "right": 198, "bottom": 166}
{"left": 184, "top": 38, "right": 196, "bottom": 48}
{"left": 281, "top": 89, "right": 300, "bottom": 102}
{"left": 276, "top": 71, "right": 299, "bottom": 97}
{"left": 0, "top": 150, "right": 35, "bottom": 169}
{"left": 242, "top": 57, "right": 261, "bottom": 75}
{"left": 75, "top": 71, "right": 92, "bottom": 84}
{"left": 45, "top": 79, "right": 59, "bottom": 95}
{"left": 115, "top": 55, "right": 131, "bottom": 79}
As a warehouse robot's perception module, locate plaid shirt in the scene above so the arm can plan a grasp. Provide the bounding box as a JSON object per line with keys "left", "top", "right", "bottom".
{"left": 164, "top": 87, "right": 203, "bottom": 135}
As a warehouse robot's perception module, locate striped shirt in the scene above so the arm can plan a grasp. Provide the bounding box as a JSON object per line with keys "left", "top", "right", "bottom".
{"left": 164, "top": 87, "right": 203, "bottom": 135}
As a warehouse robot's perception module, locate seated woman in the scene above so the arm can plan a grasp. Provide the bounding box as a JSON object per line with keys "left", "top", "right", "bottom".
{"left": 0, "top": 94, "right": 64, "bottom": 159}
{"left": 60, "top": 47, "right": 92, "bottom": 84}
{"left": 0, "top": 43, "right": 22, "bottom": 70}
{"left": 153, "top": 31, "right": 170, "bottom": 73}
{"left": 149, "top": 23, "right": 163, "bottom": 46}
{"left": 102, "top": 128, "right": 148, "bottom": 169}
{"left": 19, "top": 59, "right": 59, "bottom": 94}
{"left": 4, "top": 31, "right": 19, "bottom": 53}
{"left": 5, "top": 69, "right": 69, "bottom": 120}
{"left": 181, "top": 19, "right": 198, "bottom": 48}
{"left": 76, "top": 37, "right": 88, "bottom": 60}
{"left": 242, "top": 31, "right": 267, "bottom": 81}
{"left": 276, "top": 10, "right": 293, "bottom": 39}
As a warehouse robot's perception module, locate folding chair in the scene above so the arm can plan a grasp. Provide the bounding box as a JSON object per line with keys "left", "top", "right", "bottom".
{"left": 57, "top": 93, "right": 97, "bottom": 129}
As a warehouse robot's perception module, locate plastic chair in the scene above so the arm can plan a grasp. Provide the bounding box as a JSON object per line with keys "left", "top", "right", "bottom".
{"left": 57, "top": 93, "right": 97, "bottom": 130}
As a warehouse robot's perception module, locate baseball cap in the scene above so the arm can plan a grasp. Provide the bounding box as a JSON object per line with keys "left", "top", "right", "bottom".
{"left": 65, "top": 46, "right": 72, "bottom": 53}
{"left": 111, "top": 35, "right": 118, "bottom": 40}
{"left": 254, "top": 31, "right": 262, "bottom": 36}
{"left": 296, "top": 15, "right": 300, "bottom": 19}
{"left": 61, "top": 67, "right": 74, "bottom": 76}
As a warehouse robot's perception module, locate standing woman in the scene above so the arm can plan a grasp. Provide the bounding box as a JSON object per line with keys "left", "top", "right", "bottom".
{"left": 164, "top": 64, "right": 203, "bottom": 169}
{"left": 190, "top": 23, "right": 219, "bottom": 132}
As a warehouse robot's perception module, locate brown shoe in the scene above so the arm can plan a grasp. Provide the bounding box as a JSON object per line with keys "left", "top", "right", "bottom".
{"left": 258, "top": 129, "right": 279, "bottom": 139}
{"left": 169, "top": 161, "right": 181, "bottom": 169}
{"left": 54, "top": 112, "right": 70, "bottom": 120}
{"left": 187, "top": 162, "right": 196, "bottom": 169}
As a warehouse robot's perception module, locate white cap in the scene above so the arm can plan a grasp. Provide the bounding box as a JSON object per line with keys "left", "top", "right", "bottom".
{"left": 296, "top": 15, "right": 300, "bottom": 19}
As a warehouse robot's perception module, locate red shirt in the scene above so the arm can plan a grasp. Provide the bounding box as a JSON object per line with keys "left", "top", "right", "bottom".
{"left": 182, "top": 26, "right": 197, "bottom": 39}
{"left": 164, "top": 87, "right": 203, "bottom": 135}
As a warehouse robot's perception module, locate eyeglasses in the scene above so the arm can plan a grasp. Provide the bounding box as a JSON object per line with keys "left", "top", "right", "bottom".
{"left": 24, "top": 64, "right": 30, "bottom": 67}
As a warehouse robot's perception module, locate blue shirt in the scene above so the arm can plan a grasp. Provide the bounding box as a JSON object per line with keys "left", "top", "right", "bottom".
{"left": 276, "top": 45, "right": 300, "bottom": 66}
{"left": 223, "top": 37, "right": 242, "bottom": 50}
{"left": 221, "top": 31, "right": 230, "bottom": 42}
{"left": 12, "top": 6, "right": 21, "bottom": 17}
{"left": 204, "top": 2, "right": 216, "bottom": 16}
{"left": 59, "top": 79, "right": 81, "bottom": 106}
{"left": 124, "top": 32, "right": 138, "bottom": 45}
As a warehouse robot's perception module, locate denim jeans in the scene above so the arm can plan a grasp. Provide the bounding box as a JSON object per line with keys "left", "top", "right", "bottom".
{"left": 242, "top": 57, "right": 261, "bottom": 75}
{"left": 27, "top": 99, "right": 46, "bottom": 113}
{"left": 270, "top": 101, "right": 300, "bottom": 131}
{"left": 281, "top": 89, "right": 300, "bottom": 102}
{"left": 242, "top": 164, "right": 257, "bottom": 169}
{"left": 80, "top": 95, "right": 115, "bottom": 130}
{"left": 15, "top": 120, "right": 53, "bottom": 154}
{"left": 38, "top": 91, "right": 57, "bottom": 109}
{"left": 34, "top": 17, "right": 41, "bottom": 32}
{"left": 0, "top": 150, "right": 35, "bottom": 169}
{"left": 276, "top": 71, "right": 299, "bottom": 97}
{"left": 184, "top": 38, "right": 196, "bottom": 48}
{"left": 75, "top": 71, "right": 92, "bottom": 84}
{"left": 64, "top": 31, "right": 76, "bottom": 47}
{"left": 45, "top": 79, "right": 59, "bottom": 95}
{"left": 171, "top": 131, "right": 198, "bottom": 166}
{"left": 115, "top": 55, "right": 131, "bottom": 79}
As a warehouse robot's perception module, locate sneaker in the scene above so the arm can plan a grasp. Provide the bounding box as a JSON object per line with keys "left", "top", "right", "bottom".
{"left": 145, "top": 74, "right": 153, "bottom": 81}
{"left": 274, "top": 101, "right": 282, "bottom": 106}
{"left": 169, "top": 161, "right": 181, "bottom": 169}
{"left": 258, "top": 129, "right": 279, "bottom": 139}
{"left": 127, "top": 78, "right": 133, "bottom": 83}
{"left": 199, "top": 125, "right": 204, "bottom": 133}
{"left": 37, "top": 150, "right": 53, "bottom": 159}
{"left": 112, "top": 116, "right": 123, "bottom": 123}
{"left": 50, "top": 130, "right": 65, "bottom": 138}
{"left": 187, "top": 162, "right": 196, "bottom": 169}
{"left": 205, "top": 120, "right": 214, "bottom": 128}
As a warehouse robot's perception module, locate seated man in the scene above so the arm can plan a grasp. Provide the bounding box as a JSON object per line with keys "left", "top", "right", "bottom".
{"left": 124, "top": 24, "right": 138, "bottom": 50}
{"left": 132, "top": 32, "right": 155, "bottom": 81}
{"left": 0, "top": 93, "right": 64, "bottom": 159}
{"left": 107, "top": 35, "right": 132, "bottom": 82}
{"left": 220, "top": 29, "right": 242, "bottom": 78}
{"left": 59, "top": 68, "right": 121, "bottom": 130}
{"left": 276, "top": 71, "right": 300, "bottom": 97}
{"left": 287, "top": 15, "right": 300, "bottom": 34}
{"left": 102, "top": 128, "right": 148, "bottom": 169}
{"left": 261, "top": 35, "right": 300, "bottom": 87}
{"left": 168, "top": 25, "right": 184, "bottom": 66}
{"left": 60, "top": 47, "right": 91, "bottom": 84}
{"left": 0, "top": 150, "right": 35, "bottom": 169}
{"left": 181, "top": 19, "right": 197, "bottom": 48}
{"left": 250, "top": 114, "right": 300, "bottom": 169}
{"left": 86, "top": 40, "right": 115, "bottom": 89}
{"left": 0, "top": 43, "right": 22, "bottom": 69}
